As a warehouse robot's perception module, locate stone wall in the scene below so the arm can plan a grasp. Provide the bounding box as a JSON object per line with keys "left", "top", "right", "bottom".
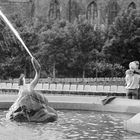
{"left": 0, "top": 0, "right": 140, "bottom": 24}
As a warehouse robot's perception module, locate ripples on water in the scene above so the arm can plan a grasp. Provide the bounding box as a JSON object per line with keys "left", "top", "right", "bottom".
{"left": 0, "top": 110, "right": 140, "bottom": 140}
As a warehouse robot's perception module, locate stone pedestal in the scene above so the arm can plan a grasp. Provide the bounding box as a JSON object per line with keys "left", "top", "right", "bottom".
{"left": 124, "top": 113, "right": 140, "bottom": 133}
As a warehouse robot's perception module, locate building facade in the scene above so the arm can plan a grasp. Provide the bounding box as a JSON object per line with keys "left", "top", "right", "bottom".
{"left": 0, "top": 0, "right": 140, "bottom": 26}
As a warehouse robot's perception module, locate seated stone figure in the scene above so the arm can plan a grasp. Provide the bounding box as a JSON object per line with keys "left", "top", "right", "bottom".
{"left": 6, "top": 57, "right": 58, "bottom": 123}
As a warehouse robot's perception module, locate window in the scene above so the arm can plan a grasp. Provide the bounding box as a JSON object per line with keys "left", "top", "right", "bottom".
{"left": 48, "top": 0, "right": 60, "bottom": 20}
{"left": 86, "top": 1, "right": 98, "bottom": 23}
{"left": 107, "top": 0, "right": 120, "bottom": 25}
{"left": 128, "top": 2, "right": 136, "bottom": 10}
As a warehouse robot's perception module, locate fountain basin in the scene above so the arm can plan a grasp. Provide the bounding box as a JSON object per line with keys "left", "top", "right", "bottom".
{"left": 0, "top": 94, "right": 140, "bottom": 114}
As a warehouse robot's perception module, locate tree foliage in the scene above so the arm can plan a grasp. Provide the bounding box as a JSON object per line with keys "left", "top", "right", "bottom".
{"left": 103, "top": 9, "right": 140, "bottom": 68}
{"left": 0, "top": 13, "right": 40, "bottom": 79}
{"left": 0, "top": 10, "right": 135, "bottom": 79}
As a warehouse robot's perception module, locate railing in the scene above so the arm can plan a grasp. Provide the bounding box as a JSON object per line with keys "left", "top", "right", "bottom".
{"left": 0, "top": 77, "right": 125, "bottom": 85}
{"left": 0, "top": 82, "right": 127, "bottom": 95}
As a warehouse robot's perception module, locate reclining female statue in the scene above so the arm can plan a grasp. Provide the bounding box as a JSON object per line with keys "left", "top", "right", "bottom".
{"left": 6, "top": 57, "right": 58, "bottom": 123}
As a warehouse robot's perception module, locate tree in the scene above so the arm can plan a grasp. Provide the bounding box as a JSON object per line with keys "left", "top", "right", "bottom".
{"left": 0, "top": 13, "right": 40, "bottom": 79}
{"left": 38, "top": 20, "right": 70, "bottom": 78}
{"left": 71, "top": 18, "right": 105, "bottom": 78}
{"left": 103, "top": 9, "right": 140, "bottom": 68}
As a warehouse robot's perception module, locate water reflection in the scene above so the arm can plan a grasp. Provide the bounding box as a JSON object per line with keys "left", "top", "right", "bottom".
{"left": 0, "top": 110, "right": 140, "bottom": 140}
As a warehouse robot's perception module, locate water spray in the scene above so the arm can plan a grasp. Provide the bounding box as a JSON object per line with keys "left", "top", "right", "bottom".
{"left": 0, "top": 10, "right": 33, "bottom": 58}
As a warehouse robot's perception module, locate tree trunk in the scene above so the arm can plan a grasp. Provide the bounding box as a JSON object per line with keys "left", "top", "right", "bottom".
{"left": 82, "top": 68, "right": 85, "bottom": 79}
{"left": 96, "top": 67, "right": 98, "bottom": 79}
{"left": 53, "top": 62, "right": 56, "bottom": 78}
{"left": 111, "top": 63, "right": 114, "bottom": 78}
{"left": 24, "top": 62, "right": 27, "bottom": 76}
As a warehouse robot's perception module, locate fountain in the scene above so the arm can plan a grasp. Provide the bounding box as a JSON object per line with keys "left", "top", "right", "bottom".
{"left": 0, "top": 9, "right": 57, "bottom": 123}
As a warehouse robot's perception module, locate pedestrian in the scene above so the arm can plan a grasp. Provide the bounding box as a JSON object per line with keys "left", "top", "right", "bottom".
{"left": 125, "top": 61, "right": 140, "bottom": 99}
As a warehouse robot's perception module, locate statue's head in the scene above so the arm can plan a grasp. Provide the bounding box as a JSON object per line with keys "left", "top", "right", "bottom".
{"left": 18, "top": 73, "right": 25, "bottom": 86}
